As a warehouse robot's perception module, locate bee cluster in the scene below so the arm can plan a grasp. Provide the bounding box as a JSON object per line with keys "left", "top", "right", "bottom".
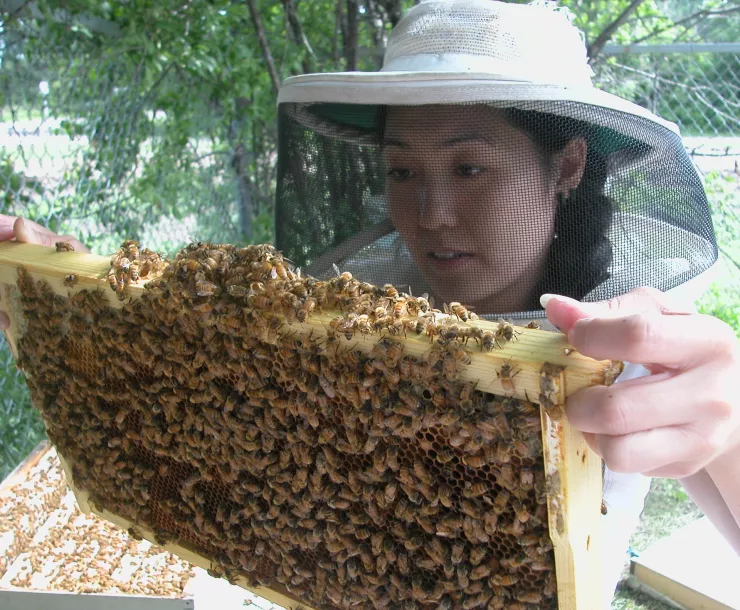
{"left": 107, "top": 239, "right": 167, "bottom": 300}
{"left": 13, "top": 241, "right": 565, "bottom": 610}
{"left": 0, "top": 449, "right": 195, "bottom": 597}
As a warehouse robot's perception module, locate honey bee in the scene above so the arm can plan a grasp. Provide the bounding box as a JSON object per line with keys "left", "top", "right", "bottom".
{"left": 520, "top": 467, "right": 534, "bottom": 489}
{"left": 539, "top": 362, "right": 564, "bottom": 395}
{"left": 296, "top": 297, "right": 317, "bottom": 323}
{"left": 493, "top": 489, "right": 510, "bottom": 514}
{"left": 525, "top": 320, "right": 541, "bottom": 330}
{"left": 604, "top": 360, "right": 624, "bottom": 385}
{"left": 461, "top": 454, "right": 485, "bottom": 469}
{"left": 491, "top": 573, "right": 519, "bottom": 587}
{"left": 498, "top": 318, "right": 522, "bottom": 344}
{"left": 412, "top": 461, "right": 433, "bottom": 485}
{"left": 55, "top": 241, "right": 74, "bottom": 252}
{"left": 480, "top": 330, "right": 495, "bottom": 351}
{"left": 445, "top": 301, "right": 473, "bottom": 322}
{"left": 470, "top": 563, "right": 492, "bottom": 581}
{"left": 227, "top": 284, "right": 248, "bottom": 297}
{"left": 497, "top": 358, "right": 521, "bottom": 393}
{"left": 539, "top": 392, "right": 563, "bottom": 421}
{"left": 63, "top": 274, "right": 78, "bottom": 287}
{"left": 437, "top": 484, "right": 453, "bottom": 508}
{"left": 437, "top": 322, "right": 460, "bottom": 346}
{"left": 483, "top": 512, "right": 499, "bottom": 536}
{"left": 516, "top": 591, "right": 543, "bottom": 603}
{"left": 195, "top": 279, "right": 219, "bottom": 297}
{"left": 462, "top": 481, "right": 488, "bottom": 498}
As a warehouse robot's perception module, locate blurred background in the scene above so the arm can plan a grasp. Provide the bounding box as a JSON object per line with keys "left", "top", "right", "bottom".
{"left": 1, "top": 2, "right": 738, "bottom": 608}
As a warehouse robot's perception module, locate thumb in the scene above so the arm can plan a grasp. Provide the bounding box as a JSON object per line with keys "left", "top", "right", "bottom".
{"left": 13, "top": 217, "right": 90, "bottom": 253}
{"left": 14, "top": 217, "right": 56, "bottom": 248}
{"left": 541, "top": 287, "right": 692, "bottom": 336}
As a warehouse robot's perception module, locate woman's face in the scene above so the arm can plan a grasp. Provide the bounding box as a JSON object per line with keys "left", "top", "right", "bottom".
{"left": 384, "top": 105, "right": 567, "bottom": 312}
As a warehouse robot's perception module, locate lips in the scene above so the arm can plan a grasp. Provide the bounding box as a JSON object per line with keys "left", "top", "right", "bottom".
{"left": 428, "top": 251, "right": 474, "bottom": 261}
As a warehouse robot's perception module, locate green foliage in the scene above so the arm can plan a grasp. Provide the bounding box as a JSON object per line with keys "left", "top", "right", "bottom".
{"left": 697, "top": 170, "right": 740, "bottom": 335}
{"left": 0, "top": 152, "right": 45, "bottom": 209}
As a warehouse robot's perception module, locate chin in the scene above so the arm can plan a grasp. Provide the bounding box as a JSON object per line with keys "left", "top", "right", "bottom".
{"left": 428, "top": 280, "right": 496, "bottom": 310}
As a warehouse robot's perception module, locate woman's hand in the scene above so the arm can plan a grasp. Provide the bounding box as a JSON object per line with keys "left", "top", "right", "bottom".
{"left": 0, "top": 214, "right": 89, "bottom": 330}
{"left": 542, "top": 287, "right": 740, "bottom": 479}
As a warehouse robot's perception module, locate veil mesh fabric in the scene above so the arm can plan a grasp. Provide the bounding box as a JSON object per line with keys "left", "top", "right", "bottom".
{"left": 275, "top": 100, "right": 716, "bottom": 319}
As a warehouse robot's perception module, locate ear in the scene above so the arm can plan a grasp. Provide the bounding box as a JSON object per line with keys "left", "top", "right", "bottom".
{"left": 555, "top": 137, "right": 587, "bottom": 195}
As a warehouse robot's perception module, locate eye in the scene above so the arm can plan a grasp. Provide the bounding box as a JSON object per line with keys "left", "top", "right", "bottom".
{"left": 456, "top": 164, "right": 484, "bottom": 177}
{"left": 387, "top": 168, "right": 414, "bottom": 181}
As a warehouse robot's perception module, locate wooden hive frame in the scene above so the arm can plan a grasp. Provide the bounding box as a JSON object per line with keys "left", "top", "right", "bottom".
{"left": 0, "top": 241, "right": 609, "bottom": 610}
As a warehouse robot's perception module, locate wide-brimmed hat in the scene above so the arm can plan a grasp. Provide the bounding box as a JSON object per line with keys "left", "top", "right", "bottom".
{"left": 274, "top": 0, "right": 718, "bottom": 318}
{"left": 278, "top": 0, "right": 678, "bottom": 159}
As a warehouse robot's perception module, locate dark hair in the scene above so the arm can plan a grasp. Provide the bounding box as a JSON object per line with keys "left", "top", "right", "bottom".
{"left": 504, "top": 108, "right": 614, "bottom": 309}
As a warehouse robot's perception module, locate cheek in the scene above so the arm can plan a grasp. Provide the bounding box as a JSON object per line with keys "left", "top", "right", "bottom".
{"left": 389, "top": 193, "right": 418, "bottom": 239}
{"left": 466, "top": 178, "right": 555, "bottom": 255}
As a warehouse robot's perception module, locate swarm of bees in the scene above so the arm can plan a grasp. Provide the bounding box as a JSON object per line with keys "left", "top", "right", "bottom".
{"left": 12, "top": 240, "right": 576, "bottom": 610}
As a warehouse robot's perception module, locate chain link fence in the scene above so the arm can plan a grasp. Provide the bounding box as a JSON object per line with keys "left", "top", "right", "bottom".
{"left": 594, "top": 44, "right": 740, "bottom": 345}
{"left": 1, "top": 29, "right": 739, "bottom": 480}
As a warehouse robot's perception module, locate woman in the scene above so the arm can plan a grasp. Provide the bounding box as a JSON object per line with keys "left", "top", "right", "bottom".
{"left": 2, "top": 0, "right": 739, "bottom": 606}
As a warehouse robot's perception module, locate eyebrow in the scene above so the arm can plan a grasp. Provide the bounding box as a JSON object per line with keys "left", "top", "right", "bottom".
{"left": 382, "top": 134, "right": 492, "bottom": 148}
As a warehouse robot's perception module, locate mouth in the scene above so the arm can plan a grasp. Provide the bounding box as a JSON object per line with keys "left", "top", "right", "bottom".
{"left": 427, "top": 251, "right": 474, "bottom": 261}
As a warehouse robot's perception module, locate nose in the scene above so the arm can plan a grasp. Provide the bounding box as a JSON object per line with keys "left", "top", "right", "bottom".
{"left": 417, "top": 177, "right": 457, "bottom": 231}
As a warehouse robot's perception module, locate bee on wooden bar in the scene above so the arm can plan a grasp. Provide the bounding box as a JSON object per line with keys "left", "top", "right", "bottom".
{"left": 495, "top": 318, "right": 521, "bottom": 346}
{"left": 55, "top": 241, "right": 74, "bottom": 252}
{"left": 497, "top": 358, "right": 521, "bottom": 394}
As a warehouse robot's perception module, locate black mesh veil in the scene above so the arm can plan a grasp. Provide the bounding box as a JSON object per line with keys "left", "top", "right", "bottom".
{"left": 275, "top": 99, "right": 716, "bottom": 319}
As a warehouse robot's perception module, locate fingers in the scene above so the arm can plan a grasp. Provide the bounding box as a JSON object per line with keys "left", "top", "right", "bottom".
{"left": 14, "top": 216, "right": 59, "bottom": 247}
{"left": 542, "top": 287, "right": 692, "bottom": 335}
{"left": 0, "top": 214, "right": 17, "bottom": 240}
{"left": 590, "top": 424, "right": 722, "bottom": 478}
{"left": 568, "top": 312, "right": 737, "bottom": 369}
{"left": 12, "top": 217, "right": 90, "bottom": 253}
{"left": 566, "top": 363, "right": 736, "bottom": 436}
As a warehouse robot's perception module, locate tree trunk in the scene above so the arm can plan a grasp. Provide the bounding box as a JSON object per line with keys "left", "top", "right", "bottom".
{"left": 281, "top": 0, "right": 316, "bottom": 73}
{"left": 228, "top": 97, "right": 254, "bottom": 241}
{"left": 344, "top": 0, "right": 359, "bottom": 71}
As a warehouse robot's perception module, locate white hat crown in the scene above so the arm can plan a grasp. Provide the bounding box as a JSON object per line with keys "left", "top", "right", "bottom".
{"left": 382, "top": 0, "right": 594, "bottom": 87}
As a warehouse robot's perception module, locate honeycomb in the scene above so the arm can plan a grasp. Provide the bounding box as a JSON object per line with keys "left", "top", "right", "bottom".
{"left": 10, "top": 241, "right": 567, "bottom": 610}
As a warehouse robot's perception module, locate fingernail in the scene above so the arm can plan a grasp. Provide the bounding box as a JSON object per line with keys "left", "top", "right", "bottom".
{"left": 540, "top": 294, "right": 569, "bottom": 309}
{"left": 539, "top": 294, "right": 561, "bottom": 308}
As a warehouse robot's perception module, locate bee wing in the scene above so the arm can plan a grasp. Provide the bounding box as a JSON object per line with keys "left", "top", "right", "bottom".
{"left": 332, "top": 263, "right": 341, "bottom": 277}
